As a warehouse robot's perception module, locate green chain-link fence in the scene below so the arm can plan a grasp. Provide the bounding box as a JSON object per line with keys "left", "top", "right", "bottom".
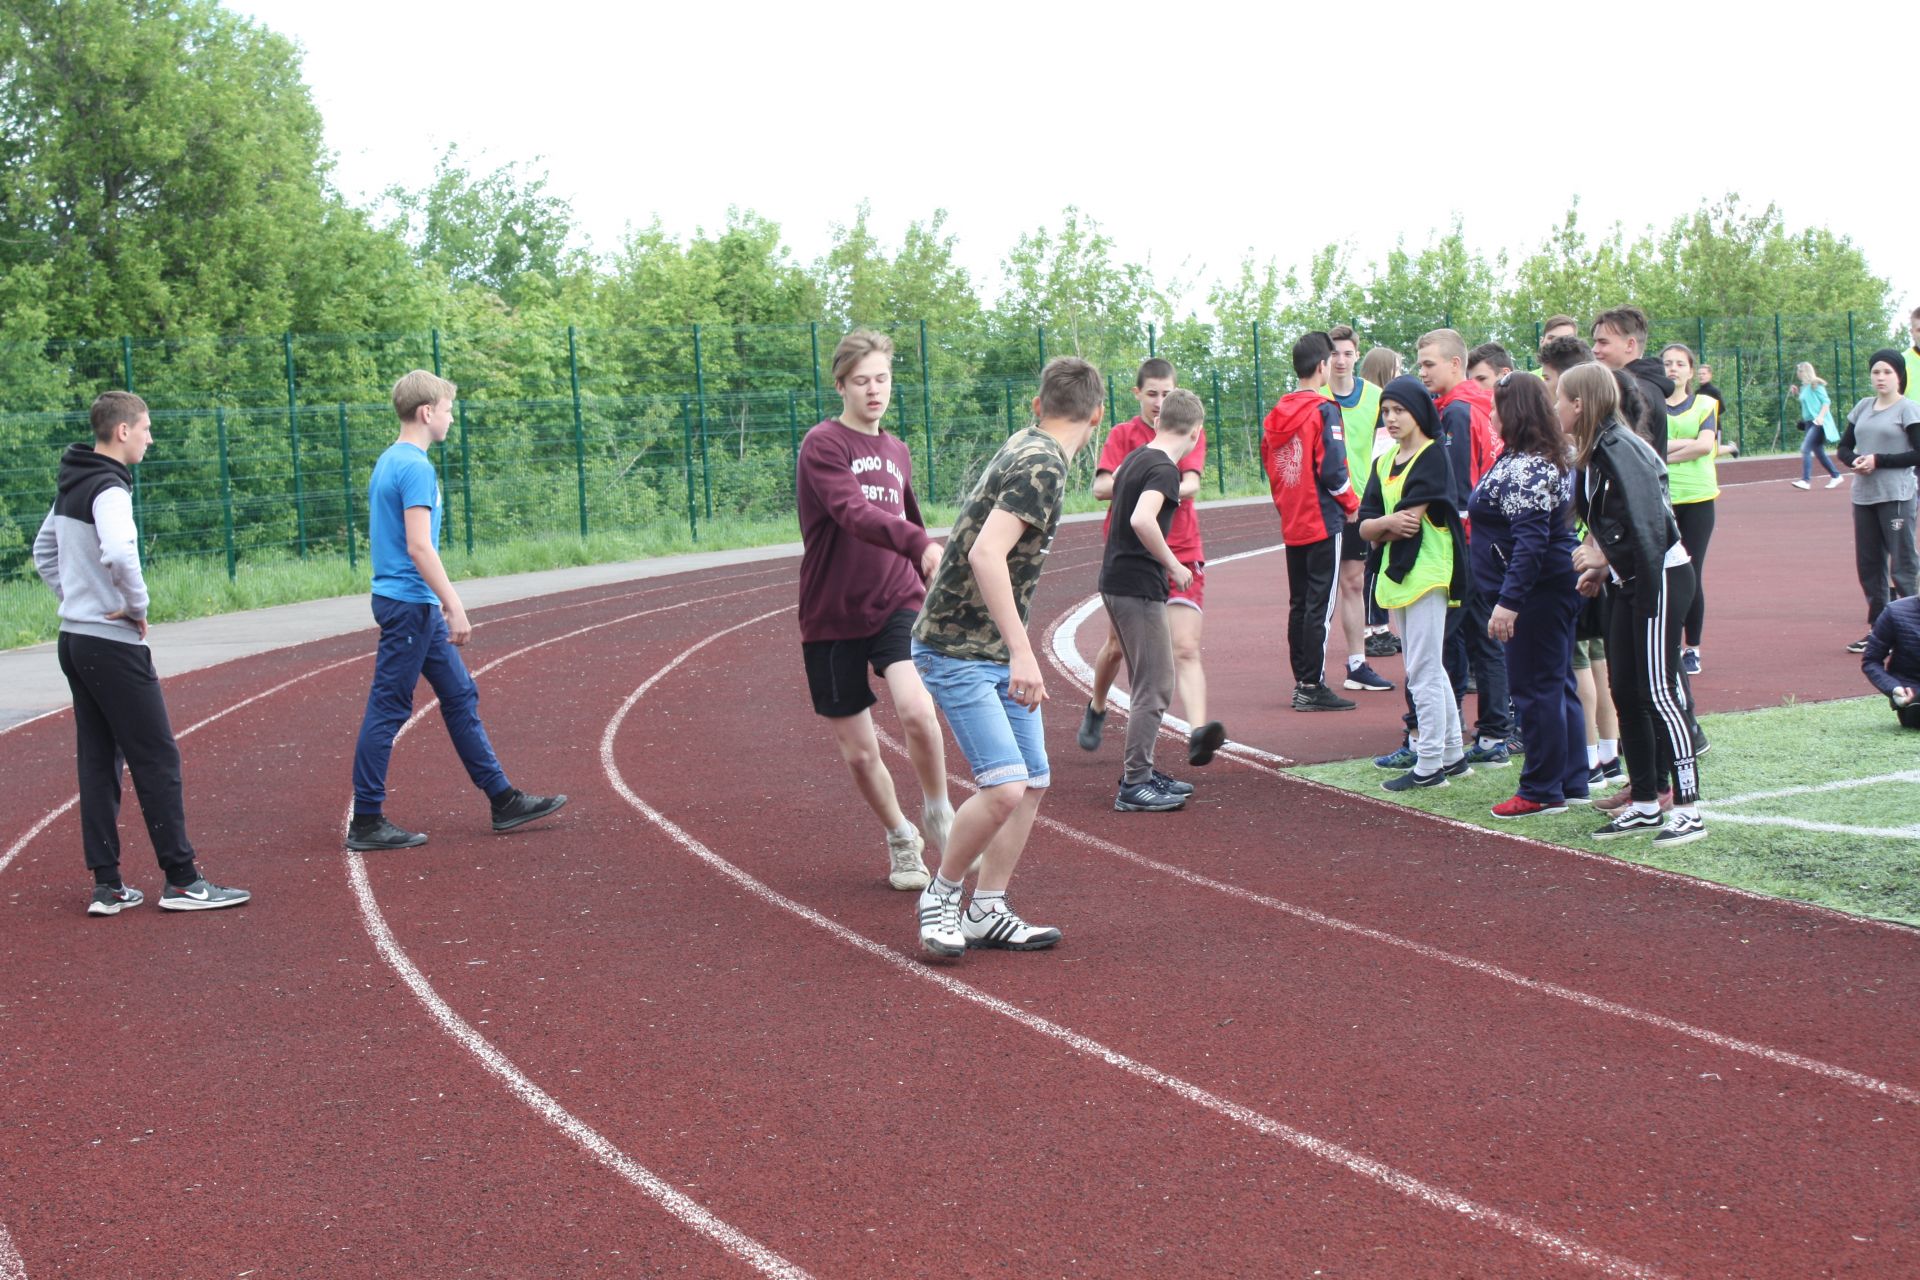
{"left": 1, "top": 311, "right": 1904, "bottom": 579}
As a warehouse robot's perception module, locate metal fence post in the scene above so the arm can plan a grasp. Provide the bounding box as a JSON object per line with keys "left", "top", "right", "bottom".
{"left": 1210, "top": 368, "right": 1225, "bottom": 495}
{"left": 1734, "top": 345, "right": 1746, "bottom": 454}
{"left": 284, "top": 332, "right": 307, "bottom": 557}
{"left": 919, "top": 319, "right": 935, "bottom": 502}
{"left": 1005, "top": 380, "right": 1015, "bottom": 433}
{"left": 1148, "top": 323, "right": 1157, "bottom": 359}
{"left": 216, "top": 407, "right": 236, "bottom": 581}
{"left": 693, "top": 325, "right": 712, "bottom": 519}
{"left": 1106, "top": 375, "right": 1117, "bottom": 434}
{"left": 1696, "top": 316, "right": 1706, "bottom": 360}
{"left": 338, "top": 402, "right": 354, "bottom": 570}
{"left": 1036, "top": 326, "right": 1046, "bottom": 371}
{"left": 459, "top": 400, "right": 474, "bottom": 555}
{"left": 809, "top": 322, "right": 824, "bottom": 424}
{"left": 680, "top": 395, "right": 698, "bottom": 542}
{"left": 1252, "top": 322, "right": 1264, "bottom": 418}
{"left": 120, "top": 337, "right": 143, "bottom": 532}
{"left": 787, "top": 390, "right": 800, "bottom": 499}
{"left": 1847, "top": 310, "right": 1857, "bottom": 405}
{"left": 431, "top": 328, "right": 449, "bottom": 544}
{"left": 1773, "top": 313, "right": 1786, "bottom": 449}
{"left": 567, "top": 325, "right": 589, "bottom": 537}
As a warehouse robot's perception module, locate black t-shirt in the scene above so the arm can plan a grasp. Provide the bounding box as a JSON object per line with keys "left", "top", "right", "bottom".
{"left": 1099, "top": 445, "right": 1183, "bottom": 600}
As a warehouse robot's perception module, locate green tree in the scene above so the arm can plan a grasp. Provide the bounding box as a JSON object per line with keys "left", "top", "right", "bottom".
{"left": 383, "top": 145, "right": 578, "bottom": 305}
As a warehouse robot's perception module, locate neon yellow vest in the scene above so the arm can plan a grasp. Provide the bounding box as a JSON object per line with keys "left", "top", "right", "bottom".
{"left": 1372, "top": 440, "right": 1454, "bottom": 610}
{"left": 1320, "top": 378, "right": 1387, "bottom": 468}
{"left": 1905, "top": 348, "right": 1920, "bottom": 406}
{"left": 1664, "top": 394, "right": 1720, "bottom": 504}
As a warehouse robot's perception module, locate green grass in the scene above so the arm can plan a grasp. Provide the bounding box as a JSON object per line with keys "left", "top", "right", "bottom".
{"left": 1291, "top": 697, "right": 1920, "bottom": 927}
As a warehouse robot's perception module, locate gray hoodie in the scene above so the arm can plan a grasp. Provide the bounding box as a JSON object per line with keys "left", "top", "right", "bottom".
{"left": 33, "top": 444, "right": 150, "bottom": 644}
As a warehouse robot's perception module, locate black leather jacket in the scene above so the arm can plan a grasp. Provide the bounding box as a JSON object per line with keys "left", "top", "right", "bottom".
{"left": 1576, "top": 418, "right": 1681, "bottom": 614}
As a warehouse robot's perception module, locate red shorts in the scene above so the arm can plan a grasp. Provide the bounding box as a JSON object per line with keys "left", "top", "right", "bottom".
{"left": 1169, "top": 561, "right": 1205, "bottom": 610}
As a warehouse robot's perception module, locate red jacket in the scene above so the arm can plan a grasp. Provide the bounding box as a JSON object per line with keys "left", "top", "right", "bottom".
{"left": 1435, "top": 379, "right": 1503, "bottom": 488}
{"left": 1261, "top": 390, "right": 1358, "bottom": 544}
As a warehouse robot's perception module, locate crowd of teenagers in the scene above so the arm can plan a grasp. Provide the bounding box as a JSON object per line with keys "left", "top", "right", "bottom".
{"left": 31, "top": 311, "right": 1920, "bottom": 942}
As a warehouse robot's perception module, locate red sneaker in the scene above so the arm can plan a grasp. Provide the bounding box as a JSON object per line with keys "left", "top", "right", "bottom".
{"left": 1491, "top": 795, "right": 1568, "bottom": 820}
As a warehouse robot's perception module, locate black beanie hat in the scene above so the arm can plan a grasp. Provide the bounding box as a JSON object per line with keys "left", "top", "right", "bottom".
{"left": 1870, "top": 348, "right": 1908, "bottom": 395}
{"left": 1380, "top": 375, "right": 1441, "bottom": 439}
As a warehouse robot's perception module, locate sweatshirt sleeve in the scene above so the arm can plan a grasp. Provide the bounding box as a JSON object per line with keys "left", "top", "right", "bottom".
{"left": 91, "top": 486, "right": 150, "bottom": 620}
{"left": 33, "top": 507, "right": 61, "bottom": 598}
{"left": 1860, "top": 608, "right": 1903, "bottom": 695}
{"left": 1318, "top": 405, "right": 1359, "bottom": 516}
{"left": 1836, "top": 403, "right": 1862, "bottom": 465}
{"left": 1873, "top": 410, "right": 1920, "bottom": 470}
{"left": 1497, "top": 481, "right": 1559, "bottom": 612}
{"left": 1440, "top": 404, "right": 1473, "bottom": 508}
{"left": 1356, "top": 466, "right": 1385, "bottom": 529}
{"left": 798, "top": 434, "right": 932, "bottom": 561}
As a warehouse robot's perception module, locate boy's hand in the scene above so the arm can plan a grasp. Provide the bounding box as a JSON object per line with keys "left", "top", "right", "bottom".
{"left": 444, "top": 603, "right": 472, "bottom": 646}
{"left": 1576, "top": 567, "right": 1607, "bottom": 598}
{"left": 1893, "top": 687, "right": 1915, "bottom": 708}
{"left": 1007, "top": 652, "right": 1046, "bottom": 710}
{"left": 919, "top": 541, "right": 943, "bottom": 582}
{"left": 105, "top": 609, "right": 148, "bottom": 640}
{"left": 1170, "top": 562, "right": 1194, "bottom": 592}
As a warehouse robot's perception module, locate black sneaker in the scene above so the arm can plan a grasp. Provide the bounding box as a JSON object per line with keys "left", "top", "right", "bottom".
{"left": 1076, "top": 703, "right": 1107, "bottom": 752}
{"left": 87, "top": 884, "right": 144, "bottom": 917}
{"left": 1846, "top": 635, "right": 1871, "bottom": 654}
{"left": 1593, "top": 809, "right": 1666, "bottom": 839}
{"left": 1382, "top": 768, "right": 1448, "bottom": 792}
{"left": 1187, "top": 720, "right": 1226, "bottom": 766}
{"left": 1151, "top": 769, "right": 1195, "bottom": 796}
{"left": 1600, "top": 756, "right": 1625, "bottom": 782}
{"left": 1652, "top": 812, "right": 1707, "bottom": 846}
{"left": 1691, "top": 725, "right": 1711, "bottom": 757}
{"left": 1365, "top": 630, "right": 1399, "bottom": 658}
{"left": 1586, "top": 765, "right": 1607, "bottom": 788}
{"left": 1443, "top": 756, "right": 1475, "bottom": 779}
{"left": 1115, "top": 780, "right": 1187, "bottom": 812}
{"left": 492, "top": 790, "right": 568, "bottom": 833}
{"left": 1292, "top": 682, "right": 1356, "bottom": 712}
{"left": 346, "top": 815, "right": 428, "bottom": 851}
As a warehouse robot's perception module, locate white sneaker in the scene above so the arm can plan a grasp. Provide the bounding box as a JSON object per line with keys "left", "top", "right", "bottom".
{"left": 1825, "top": 474, "right": 1847, "bottom": 489}
{"left": 1790, "top": 479, "right": 1811, "bottom": 490}
{"left": 961, "top": 898, "right": 1061, "bottom": 951}
{"left": 920, "top": 801, "right": 954, "bottom": 857}
{"left": 917, "top": 881, "right": 965, "bottom": 957}
{"left": 887, "top": 825, "right": 930, "bottom": 891}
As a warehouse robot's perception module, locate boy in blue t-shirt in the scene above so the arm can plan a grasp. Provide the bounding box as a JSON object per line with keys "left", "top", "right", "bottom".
{"left": 346, "top": 370, "right": 566, "bottom": 850}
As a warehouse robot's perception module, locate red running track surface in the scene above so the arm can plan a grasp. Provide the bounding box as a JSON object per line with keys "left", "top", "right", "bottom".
{"left": 0, "top": 476, "right": 1915, "bottom": 1278}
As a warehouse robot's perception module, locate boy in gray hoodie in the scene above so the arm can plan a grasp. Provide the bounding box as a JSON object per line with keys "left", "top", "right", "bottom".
{"left": 33, "top": 392, "right": 250, "bottom": 916}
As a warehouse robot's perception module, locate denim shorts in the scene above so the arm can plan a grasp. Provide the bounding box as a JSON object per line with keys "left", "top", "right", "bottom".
{"left": 911, "top": 641, "right": 1050, "bottom": 789}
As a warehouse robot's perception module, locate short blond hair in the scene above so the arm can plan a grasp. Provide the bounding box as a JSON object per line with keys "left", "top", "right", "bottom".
{"left": 1416, "top": 328, "right": 1466, "bottom": 364}
{"left": 1159, "top": 388, "right": 1204, "bottom": 435}
{"left": 392, "top": 370, "right": 457, "bottom": 422}
{"left": 831, "top": 329, "right": 894, "bottom": 385}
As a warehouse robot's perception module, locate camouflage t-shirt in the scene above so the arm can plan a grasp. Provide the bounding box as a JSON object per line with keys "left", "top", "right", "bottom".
{"left": 913, "top": 427, "right": 1069, "bottom": 662}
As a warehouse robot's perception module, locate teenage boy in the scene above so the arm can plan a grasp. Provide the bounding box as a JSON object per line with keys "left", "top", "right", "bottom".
{"left": 1860, "top": 593, "right": 1920, "bottom": 729}
{"left": 795, "top": 330, "right": 954, "bottom": 890}
{"left": 1080, "top": 359, "right": 1225, "bottom": 765}
{"left": 1539, "top": 334, "right": 1593, "bottom": 398}
{"left": 1264, "top": 332, "right": 1360, "bottom": 711}
{"left": 1541, "top": 315, "right": 1579, "bottom": 346}
{"left": 1466, "top": 341, "right": 1515, "bottom": 392}
{"left": 910, "top": 357, "right": 1103, "bottom": 958}
{"left": 1101, "top": 389, "right": 1208, "bottom": 813}
{"left": 346, "top": 371, "right": 566, "bottom": 851}
{"left": 1590, "top": 306, "right": 1674, "bottom": 454}
{"left": 1321, "top": 325, "right": 1394, "bottom": 695}
{"left": 1417, "top": 328, "right": 1512, "bottom": 763}
{"left": 33, "top": 392, "right": 251, "bottom": 915}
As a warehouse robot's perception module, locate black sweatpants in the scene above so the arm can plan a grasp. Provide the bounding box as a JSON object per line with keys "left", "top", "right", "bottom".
{"left": 1673, "top": 499, "right": 1714, "bottom": 647}
{"left": 1853, "top": 497, "right": 1919, "bottom": 627}
{"left": 1286, "top": 534, "right": 1340, "bottom": 686}
{"left": 1605, "top": 565, "right": 1699, "bottom": 806}
{"left": 56, "top": 632, "right": 199, "bottom": 887}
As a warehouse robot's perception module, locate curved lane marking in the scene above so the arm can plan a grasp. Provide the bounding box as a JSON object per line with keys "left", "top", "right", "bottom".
{"left": 602, "top": 608, "right": 1668, "bottom": 1280}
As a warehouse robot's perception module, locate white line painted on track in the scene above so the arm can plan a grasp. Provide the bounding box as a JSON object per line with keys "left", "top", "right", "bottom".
{"left": 1699, "top": 813, "right": 1920, "bottom": 839}
{"left": 0, "top": 1220, "right": 26, "bottom": 1280}
{"left": 0, "top": 706, "right": 64, "bottom": 738}
{"left": 869, "top": 727, "right": 1920, "bottom": 1107}
{"left": 1708, "top": 770, "right": 1920, "bottom": 807}
{"left": 603, "top": 611, "right": 1670, "bottom": 1280}
{"left": 341, "top": 585, "right": 808, "bottom": 1279}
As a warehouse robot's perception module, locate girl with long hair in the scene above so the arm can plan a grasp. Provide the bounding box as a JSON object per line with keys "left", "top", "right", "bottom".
{"left": 1473, "top": 373, "right": 1588, "bottom": 817}
{"left": 1789, "top": 360, "right": 1843, "bottom": 490}
{"left": 1660, "top": 343, "right": 1719, "bottom": 674}
{"left": 1561, "top": 363, "right": 1706, "bottom": 846}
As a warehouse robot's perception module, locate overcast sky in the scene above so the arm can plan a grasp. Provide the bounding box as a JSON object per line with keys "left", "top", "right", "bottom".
{"left": 230, "top": 0, "right": 1916, "bottom": 318}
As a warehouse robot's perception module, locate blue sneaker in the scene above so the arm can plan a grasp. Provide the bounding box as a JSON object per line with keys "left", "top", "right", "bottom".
{"left": 1681, "top": 648, "right": 1702, "bottom": 677}
{"left": 1383, "top": 768, "right": 1448, "bottom": 792}
{"left": 1463, "top": 740, "right": 1511, "bottom": 768}
{"left": 1342, "top": 662, "right": 1395, "bottom": 692}
{"left": 1374, "top": 744, "right": 1417, "bottom": 770}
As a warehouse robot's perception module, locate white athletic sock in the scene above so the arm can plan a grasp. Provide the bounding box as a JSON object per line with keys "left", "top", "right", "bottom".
{"left": 969, "top": 888, "right": 1005, "bottom": 913}
{"left": 1586, "top": 744, "right": 1600, "bottom": 768}
{"left": 934, "top": 873, "right": 963, "bottom": 896}
{"left": 1598, "top": 738, "right": 1618, "bottom": 762}
{"left": 1630, "top": 800, "right": 1661, "bottom": 816}
{"left": 1348, "top": 653, "right": 1365, "bottom": 671}
{"left": 1676, "top": 805, "right": 1700, "bottom": 820}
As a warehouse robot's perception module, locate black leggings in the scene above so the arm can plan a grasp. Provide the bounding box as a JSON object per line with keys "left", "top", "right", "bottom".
{"left": 1606, "top": 564, "right": 1699, "bottom": 805}
{"left": 1673, "top": 500, "right": 1714, "bottom": 646}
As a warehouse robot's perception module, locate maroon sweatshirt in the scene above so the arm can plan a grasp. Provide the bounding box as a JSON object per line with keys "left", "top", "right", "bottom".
{"left": 796, "top": 420, "right": 933, "bottom": 642}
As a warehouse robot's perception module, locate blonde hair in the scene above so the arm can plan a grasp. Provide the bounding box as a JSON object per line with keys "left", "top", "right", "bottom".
{"left": 392, "top": 370, "right": 457, "bottom": 422}
{"left": 1358, "top": 347, "right": 1401, "bottom": 387}
{"left": 1159, "top": 388, "right": 1204, "bottom": 435}
{"left": 831, "top": 329, "right": 894, "bottom": 385}
{"left": 1416, "top": 328, "right": 1467, "bottom": 364}
{"left": 1558, "top": 362, "right": 1621, "bottom": 468}
{"left": 1796, "top": 361, "right": 1825, "bottom": 387}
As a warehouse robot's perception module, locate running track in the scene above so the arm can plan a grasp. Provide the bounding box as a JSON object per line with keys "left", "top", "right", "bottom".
{"left": 1, "top": 489, "right": 1915, "bottom": 1277}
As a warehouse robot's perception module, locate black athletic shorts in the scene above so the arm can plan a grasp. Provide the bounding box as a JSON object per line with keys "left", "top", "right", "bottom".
{"left": 802, "top": 608, "right": 917, "bottom": 718}
{"left": 1340, "top": 520, "right": 1367, "bottom": 562}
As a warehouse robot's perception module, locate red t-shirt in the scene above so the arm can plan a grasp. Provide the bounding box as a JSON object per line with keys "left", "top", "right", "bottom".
{"left": 1096, "top": 416, "right": 1208, "bottom": 561}
{"left": 795, "top": 420, "right": 931, "bottom": 642}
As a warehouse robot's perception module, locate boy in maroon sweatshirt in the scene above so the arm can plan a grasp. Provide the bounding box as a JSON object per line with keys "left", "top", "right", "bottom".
{"left": 1263, "top": 331, "right": 1361, "bottom": 711}
{"left": 795, "top": 330, "right": 953, "bottom": 890}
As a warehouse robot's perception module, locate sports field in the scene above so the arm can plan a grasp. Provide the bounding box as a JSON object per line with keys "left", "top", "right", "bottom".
{"left": 2, "top": 454, "right": 1915, "bottom": 1277}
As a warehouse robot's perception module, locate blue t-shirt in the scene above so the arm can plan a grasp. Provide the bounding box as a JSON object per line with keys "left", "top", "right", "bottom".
{"left": 369, "top": 442, "right": 441, "bottom": 603}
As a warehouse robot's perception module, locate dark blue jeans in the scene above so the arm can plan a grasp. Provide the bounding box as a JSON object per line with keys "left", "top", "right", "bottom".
{"left": 1504, "top": 571, "right": 1589, "bottom": 804}
{"left": 1801, "top": 422, "right": 1839, "bottom": 482}
{"left": 352, "top": 595, "right": 509, "bottom": 815}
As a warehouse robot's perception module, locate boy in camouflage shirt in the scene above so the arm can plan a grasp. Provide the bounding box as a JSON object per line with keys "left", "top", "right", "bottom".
{"left": 910, "top": 357, "right": 1104, "bottom": 957}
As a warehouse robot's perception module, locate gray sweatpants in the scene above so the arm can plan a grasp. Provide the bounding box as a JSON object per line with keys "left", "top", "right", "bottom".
{"left": 1102, "top": 592, "right": 1175, "bottom": 785}
{"left": 1392, "top": 589, "right": 1463, "bottom": 775}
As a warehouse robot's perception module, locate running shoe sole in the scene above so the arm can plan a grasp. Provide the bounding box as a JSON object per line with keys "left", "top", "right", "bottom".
{"left": 1187, "top": 721, "right": 1226, "bottom": 766}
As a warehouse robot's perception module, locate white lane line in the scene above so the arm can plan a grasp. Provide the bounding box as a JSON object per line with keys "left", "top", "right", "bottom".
{"left": 603, "top": 611, "right": 1669, "bottom": 1280}
{"left": 1045, "top": 543, "right": 1293, "bottom": 767}
{"left": 871, "top": 728, "right": 1920, "bottom": 1107}
{"left": 0, "top": 1220, "right": 26, "bottom": 1280}
{"left": 0, "top": 706, "right": 64, "bottom": 738}
{"left": 1699, "top": 813, "right": 1920, "bottom": 839}
{"left": 342, "top": 585, "right": 807, "bottom": 1279}
{"left": 0, "top": 654, "right": 370, "bottom": 877}
{"left": 1707, "top": 771, "right": 1920, "bottom": 807}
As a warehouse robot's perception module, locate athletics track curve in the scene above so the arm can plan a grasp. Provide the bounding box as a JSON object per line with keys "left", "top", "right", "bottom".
{"left": 1, "top": 495, "right": 1916, "bottom": 1277}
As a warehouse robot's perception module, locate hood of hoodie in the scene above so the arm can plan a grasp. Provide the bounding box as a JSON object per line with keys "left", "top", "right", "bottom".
{"left": 57, "top": 443, "right": 131, "bottom": 503}
{"left": 1625, "top": 355, "right": 1676, "bottom": 402}
{"left": 1379, "top": 375, "right": 1441, "bottom": 439}
{"left": 1435, "top": 377, "right": 1493, "bottom": 420}
{"left": 1262, "top": 389, "right": 1331, "bottom": 447}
